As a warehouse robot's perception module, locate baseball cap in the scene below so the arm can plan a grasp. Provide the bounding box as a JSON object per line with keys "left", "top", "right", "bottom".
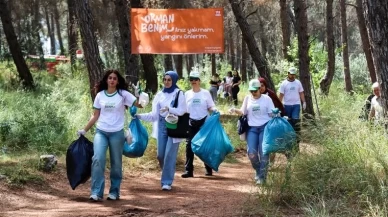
{"left": 248, "top": 79, "right": 261, "bottom": 91}
{"left": 189, "top": 71, "right": 200, "bottom": 79}
{"left": 288, "top": 67, "right": 297, "bottom": 75}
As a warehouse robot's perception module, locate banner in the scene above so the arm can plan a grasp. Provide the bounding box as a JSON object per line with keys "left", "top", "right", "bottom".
{"left": 131, "top": 8, "right": 224, "bottom": 54}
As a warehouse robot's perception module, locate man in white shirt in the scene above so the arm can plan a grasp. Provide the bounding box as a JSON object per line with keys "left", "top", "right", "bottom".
{"left": 278, "top": 67, "right": 306, "bottom": 148}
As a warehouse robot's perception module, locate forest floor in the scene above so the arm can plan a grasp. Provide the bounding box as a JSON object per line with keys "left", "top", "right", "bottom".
{"left": 0, "top": 147, "right": 303, "bottom": 217}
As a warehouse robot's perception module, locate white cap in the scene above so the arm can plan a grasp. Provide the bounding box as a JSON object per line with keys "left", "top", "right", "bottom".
{"left": 288, "top": 67, "right": 297, "bottom": 74}
{"left": 189, "top": 71, "right": 200, "bottom": 79}
{"left": 248, "top": 79, "right": 261, "bottom": 91}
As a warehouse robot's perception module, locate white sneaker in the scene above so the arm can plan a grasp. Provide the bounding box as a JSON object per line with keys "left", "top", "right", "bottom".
{"left": 107, "top": 194, "right": 119, "bottom": 200}
{"left": 89, "top": 195, "right": 102, "bottom": 202}
{"left": 161, "top": 185, "right": 171, "bottom": 191}
{"left": 256, "top": 179, "right": 265, "bottom": 185}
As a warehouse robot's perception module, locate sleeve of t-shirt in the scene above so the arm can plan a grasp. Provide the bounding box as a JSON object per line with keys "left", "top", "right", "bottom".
{"left": 298, "top": 81, "right": 304, "bottom": 92}
{"left": 279, "top": 81, "right": 285, "bottom": 94}
{"left": 93, "top": 92, "right": 101, "bottom": 110}
{"left": 267, "top": 97, "right": 275, "bottom": 114}
{"left": 122, "top": 90, "right": 137, "bottom": 107}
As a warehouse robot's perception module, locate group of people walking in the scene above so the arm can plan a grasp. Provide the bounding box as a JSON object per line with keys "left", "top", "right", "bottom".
{"left": 77, "top": 66, "right": 306, "bottom": 201}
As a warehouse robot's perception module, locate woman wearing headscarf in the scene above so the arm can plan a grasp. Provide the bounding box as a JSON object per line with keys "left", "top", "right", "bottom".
{"left": 137, "top": 71, "right": 187, "bottom": 191}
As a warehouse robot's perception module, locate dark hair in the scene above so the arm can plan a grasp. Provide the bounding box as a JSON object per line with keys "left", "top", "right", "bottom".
{"left": 233, "top": 70, "right": 240, "bottom": 77}
{"left": 96, "top": 69, "right": 129, "bottom": 93}
{"left": 227, "top": 71, "right": 232, "bottom": 76}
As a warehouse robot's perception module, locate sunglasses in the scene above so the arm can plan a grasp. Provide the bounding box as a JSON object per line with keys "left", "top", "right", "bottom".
{"left": 250, "top": 90, "right": 259, "bottom": 93}
{"left": 189, "top": 77, "right": 199, "bottom": 81}
{"left": 163, "top": 78, "right": 172, "bottom": 82}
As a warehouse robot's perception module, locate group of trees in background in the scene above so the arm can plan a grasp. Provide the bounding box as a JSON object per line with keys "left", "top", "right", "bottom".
{"left": 0, "top": 0, "right": 388, "bottom": 118}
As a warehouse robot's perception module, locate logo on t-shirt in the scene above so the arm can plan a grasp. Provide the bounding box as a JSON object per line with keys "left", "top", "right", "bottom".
{"left": 192, "top": 98, "right": 201, "bottom": 107}
{"left": 252, "top": 106, "right": 261, "bottom": 115}
{"left": 290, "top": 86, "right": 296, "bottom": 91}
{"left": 105, "top": 102, "right": 115, "bottom": 111}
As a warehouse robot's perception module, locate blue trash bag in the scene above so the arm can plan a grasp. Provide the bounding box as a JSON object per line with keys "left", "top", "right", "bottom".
{"left": 66, "top": 135, "right": 94, "bottom": 190}
{"left": 123, "top": 106, "right": 148, "bottom": 158}
{"left": 191, "top": 112, "right": 234, "bottom": 172}
{"left": 262, "top": 108, "right": 296, "bottom": 155}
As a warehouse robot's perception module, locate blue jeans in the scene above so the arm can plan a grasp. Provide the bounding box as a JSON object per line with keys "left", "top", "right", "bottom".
{"left": 209, "top": 86, "right": 218, "bottom": 102}
{"left": 91, "top": 129, "right": 124, "bottom": 198}
{"left": 158, "top": 116, "right": 180, "bottom": 186}
{"left": 284, "top": 104, "right": 301, "bottom": 119}
{"left": 246, "top": 123, "right": 268, "bottom": 180}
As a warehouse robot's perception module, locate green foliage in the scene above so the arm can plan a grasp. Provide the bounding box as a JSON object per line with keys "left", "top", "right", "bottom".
{"left": 258, "top": 84, "right": 388, "bottom": 216}
{"left": 0, "top": 158, "right": 44, "bottom": 187}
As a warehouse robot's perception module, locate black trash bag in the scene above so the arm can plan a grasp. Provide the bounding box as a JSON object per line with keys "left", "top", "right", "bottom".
{"left": 66, "top": 135, "right": 94, "bottom": 190}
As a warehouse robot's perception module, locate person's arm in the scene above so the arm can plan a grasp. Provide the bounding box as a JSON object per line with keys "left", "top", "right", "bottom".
{"left": 299, "top": 92, "right": 306, "bottom": 104}
{"left": 169, "top": 91, "right": 187, "bottom": 116}
{"left": 82, "top": 109, "right": 100, "bottom": 132}
{"left": 279, "top": 93, "right": 284, "bottom": 102}
{"left": 137, "top": 93, "right": 160, "bottom": 122}
{"left": 233, "top": 78, "right": 242, "bottom": 87}
{"left": 230, "top": 96, "right": 247, "bottom": 115}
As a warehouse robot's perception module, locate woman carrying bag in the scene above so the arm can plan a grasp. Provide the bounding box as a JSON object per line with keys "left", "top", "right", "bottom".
{"left": 229, "top": 79, "right": 274, "bottom": 185}
{"left": 136, "top": 71, "right": 187, "bottom": 191}
{"left": 77, "top": 69, "right": 144, "bottom": 201}
{"left": 181, "top": 71, "right": 218, "bottom": 178}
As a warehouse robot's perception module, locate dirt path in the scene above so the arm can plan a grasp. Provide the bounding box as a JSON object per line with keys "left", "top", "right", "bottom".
{"left": 0, "top": 151, "right": 270, "bottom": 217}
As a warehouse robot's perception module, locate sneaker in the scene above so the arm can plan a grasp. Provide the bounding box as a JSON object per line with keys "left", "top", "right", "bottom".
{"left": 107, "top": 194, "right": 119, "bottom": 200}
{"left": 181, "top": 172, "right": 194, "bottom": 178}
{"left": 161, "top": 185, "right": 172, "bottom": 191}
{"left": 89, "top": 195, "right": 102, "bottom": 202}
{"left": 256, "top": 179, "right": 265, "bottom": 185}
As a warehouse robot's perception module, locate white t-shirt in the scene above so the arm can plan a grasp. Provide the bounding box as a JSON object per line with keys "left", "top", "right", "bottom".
{"left": 137, "top": 88, "right": 187, "bottom": 143}
{"left": 185, "top": 88, "right": 215, "bottom": 120}
{"left": 371, "top": 96, "right": 383, "bottom": 123}
{"left": 241, "top": 95, "right": 274, "bottom": 127}
{"left": 279, "top": 79, "right": 304, "bottom": 105}
{"left": 93, "top": 90, "right": 136, "bottom": 132}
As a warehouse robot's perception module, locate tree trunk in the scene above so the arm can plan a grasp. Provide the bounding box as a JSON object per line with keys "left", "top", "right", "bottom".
{"left": 241, "top": 37, "right": 247, "bottom": 82}
{"left": 279, "top": 0, "right": 292, "bottom": 61}
{"left": 174, "top": 55, "right": 183, "bottom": 78}
{"left": 0, "top": 0, "right": 34, "bottom": 89}
{"left": 53, "top": 2, "right": 64, "bottom": 55}
{"left": 363, "top": 0, "right": 388, "bottom": 114}
{"left": 50, "top": 12, "right": 56, "bottom": 54}
{"left": 74, "top": 0, "right": 105, "bottom": 100}
{"left": 319, "top": 0, "right": 335, "bottom": 95}
{"left": 356, "top": 0, "right": 376, "bottom": 83}
{"left": 164, "top": 55, "right": 174, "bottom": 71}
{"left": 44, "top": 5, "right": 55, "bottom": 54}
{"left": 187, "top": 55, "right": 194, "bottom": 73}
{"left": 340, "top": 0, "right": 353, "bottom": 93}
{"left": 67, "top": 0, "right": 78, "bottom": 69}
{"left": 141, "top": 54, "right": 158, "bottom": 93}
{"left": 235, "top": 26, "right": 241, "bottom": 71}
{"left": 294, "top": 0, "right": 314, "bottom": 117}
{"left": 228, "top": 21, "right": 235, "bottom": 70}
{"left": 114, "top": 0, "right": 139, "bottom": 85}
{"left": 229, "top": 0, "right": 275, "bottom": 90}
{"left": 211, "top": 54, "right": 216, "bottom": 76}
{"left": 32, "top": 0, "right": 45, "bottom": 69}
